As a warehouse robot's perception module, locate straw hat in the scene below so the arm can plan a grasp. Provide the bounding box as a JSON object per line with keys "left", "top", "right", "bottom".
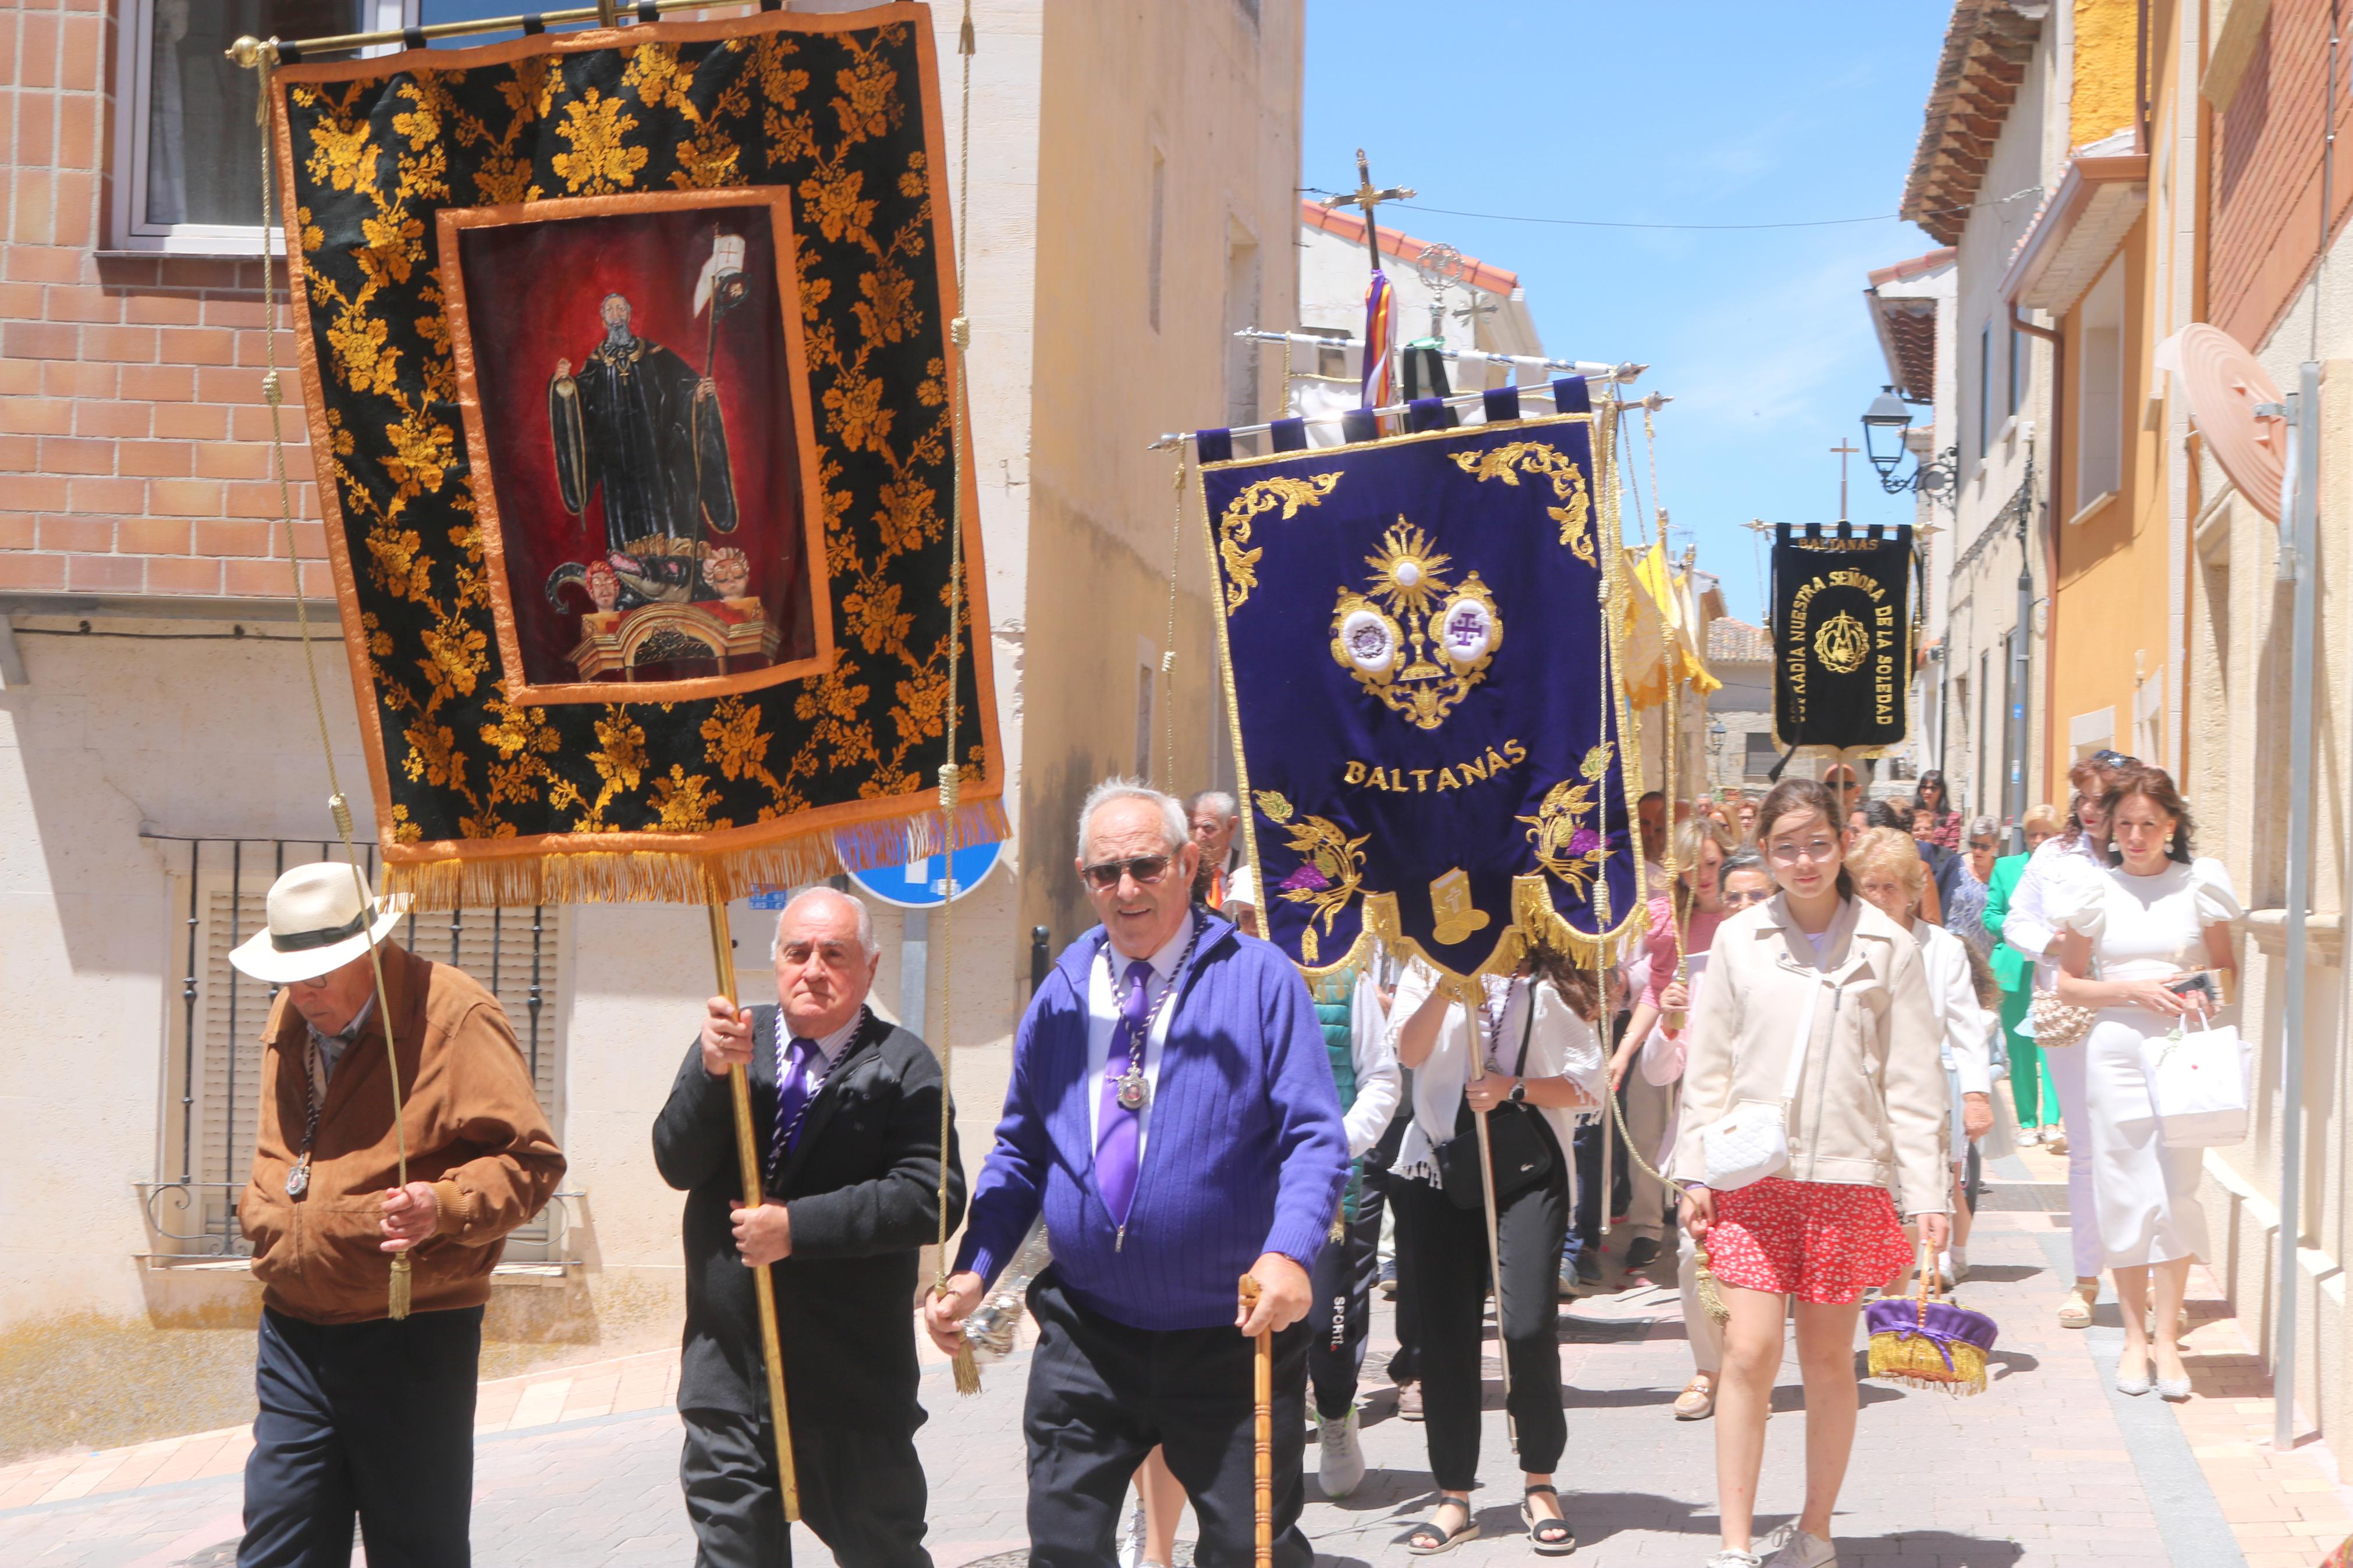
{"left": 229, "top": 861, "right": 404, "bottom": 985}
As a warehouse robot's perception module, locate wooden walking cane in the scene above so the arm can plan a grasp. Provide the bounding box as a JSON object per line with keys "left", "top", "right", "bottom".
{"left": 1237, "top": 1274, "right": 1273, "bottom": 1568}
{"left": 1457, "top": 982, "right": 1517, "bottom": 1451}
{"left": 706, "top": 886, "right": 801, "bottom": 1522}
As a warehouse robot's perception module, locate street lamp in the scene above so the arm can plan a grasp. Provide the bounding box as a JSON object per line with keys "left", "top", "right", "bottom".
{"left": 1861, "top": 385, "right": 1955, "bottom": 497}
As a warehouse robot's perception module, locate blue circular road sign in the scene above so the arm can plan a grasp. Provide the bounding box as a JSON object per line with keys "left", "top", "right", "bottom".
{"left": 844, "top": 840, "right": 1003, "bottom": 909}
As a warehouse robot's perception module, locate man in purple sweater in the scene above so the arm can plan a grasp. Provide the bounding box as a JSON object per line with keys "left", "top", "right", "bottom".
{"left": 924, "top": 780, "right": 1347, "bottom": 1568}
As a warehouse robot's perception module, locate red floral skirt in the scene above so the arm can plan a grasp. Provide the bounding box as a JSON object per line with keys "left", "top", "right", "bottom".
{"left": 1705, "top": 1178, "right": 1913, "bottom": 1304}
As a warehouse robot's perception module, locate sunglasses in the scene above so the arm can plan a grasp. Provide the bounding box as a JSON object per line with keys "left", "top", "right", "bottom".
{"left": 1721, "top": 885, "right": 1773, "bottom": 906}
{"left": 1081, "top": 854, "right": 1174, "bottom": 890}
{"left": 2091, "top": 749, "right": 2139, "bottom": 767}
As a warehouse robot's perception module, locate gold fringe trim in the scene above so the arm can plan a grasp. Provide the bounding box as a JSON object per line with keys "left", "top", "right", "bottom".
{"left": 381, "top": 800, "right": 1012, "bottom": 911}
{"left": 1866, "top": 1332, "right": 1988, "bottom": 1396}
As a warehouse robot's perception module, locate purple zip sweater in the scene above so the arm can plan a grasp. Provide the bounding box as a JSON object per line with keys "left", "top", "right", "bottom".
{"left": 953, "top": 912, "right": 1347, "bottom": 1332}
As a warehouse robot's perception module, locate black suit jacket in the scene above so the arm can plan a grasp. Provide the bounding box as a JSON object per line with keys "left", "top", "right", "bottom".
{"left": 652, "top": 1007, "right": 965, "bottom": 1433}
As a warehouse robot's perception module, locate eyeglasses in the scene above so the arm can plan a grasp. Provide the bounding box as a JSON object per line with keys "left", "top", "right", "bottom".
{"left": 1720, "top": 885, "right": 1773, "bottom": 906}
{"left": 1767, "top": 837, "right": 1841, "bottom": 865}
{"left": 1081, "top": 854, "right": 1174, "bottom": 890}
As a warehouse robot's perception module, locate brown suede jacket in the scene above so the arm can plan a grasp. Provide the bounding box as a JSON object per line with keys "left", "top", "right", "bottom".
{"left": 237, "top": 941, "right": 566, "bottom": 1324}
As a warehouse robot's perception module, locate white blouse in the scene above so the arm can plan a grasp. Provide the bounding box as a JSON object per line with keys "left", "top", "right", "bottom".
{"left": 1384, "top": 960, "right": 1606, "bottom": 1185}
{"left": 2050, "top": 856, "right": 2243, "bottom": 981}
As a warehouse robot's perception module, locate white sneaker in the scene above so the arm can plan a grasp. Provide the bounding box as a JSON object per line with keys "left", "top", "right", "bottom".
{"left": 1763, "top": 1527, "right": 1836, "bottom": 1567}
{"left": 1946, "top": 1246, "right": 1969, "bottom": 1284}
{"left": 1121, "top": 1500, "right": 1147, "bottom": 1568}
{"left": 1703, "top": 1552, "right": 1762, "bottom": 1568}
{"left": 1316, "top": 1406, "right": 1367, "bottom": 1498}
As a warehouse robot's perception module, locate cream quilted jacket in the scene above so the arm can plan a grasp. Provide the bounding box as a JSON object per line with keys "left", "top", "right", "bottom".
{"left": 1668, "top": 893, "right": 1950, "bottom": 1215}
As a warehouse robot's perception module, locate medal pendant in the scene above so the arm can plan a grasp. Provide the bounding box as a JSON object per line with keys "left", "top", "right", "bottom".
{"left": 1116, "top": 1068, "right": 1150, "bottom": 1112}
{"left": 285, "top": 1158, "right": 310, "bottom": 1199}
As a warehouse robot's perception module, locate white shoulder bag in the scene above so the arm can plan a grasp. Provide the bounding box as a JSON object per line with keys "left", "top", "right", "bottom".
{"left": 1697, "top": 968, "right": 1824, "bottom": 1191}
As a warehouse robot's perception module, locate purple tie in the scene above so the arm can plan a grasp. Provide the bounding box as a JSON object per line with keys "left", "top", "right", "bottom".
{"left": 1094, "top": 958, "right": 1155, "bottom": 1226}
{"left": 771, "top": 1036, "right": 818, "bottom": 1179}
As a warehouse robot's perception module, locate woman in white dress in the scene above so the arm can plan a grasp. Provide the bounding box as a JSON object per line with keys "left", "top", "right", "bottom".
{"left": 2050, "top": 766, "right": 2241, "bottom": 1399}
{"left": 2001, "top": 753, "right": 2135, "bottom": 1328}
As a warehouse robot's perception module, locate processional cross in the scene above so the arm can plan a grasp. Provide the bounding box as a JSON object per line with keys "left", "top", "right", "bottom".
{"left": 1322, "top": 148, "right": 1415, "bottom": 276}
{"left": 1829, "top": 439, "right": 1859, "bottom": 522}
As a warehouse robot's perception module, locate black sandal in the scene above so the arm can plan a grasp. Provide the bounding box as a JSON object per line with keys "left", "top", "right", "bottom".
{"left": 1522, "top": 1484, "right": 1576, "bottom": 1556}
{"left": 1405, "top": 1498, "right": 1479, "bottom": 1556}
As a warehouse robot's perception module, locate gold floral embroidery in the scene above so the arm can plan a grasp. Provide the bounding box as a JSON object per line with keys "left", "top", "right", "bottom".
{"left": 1217, "top": 474, "right": 1341, "bottom": 612}
{"left": 551, "top": 88, "right": 650, "bottom": 194}
{"left": 1450, "top": 441, "right": 1595, "bottom": 564}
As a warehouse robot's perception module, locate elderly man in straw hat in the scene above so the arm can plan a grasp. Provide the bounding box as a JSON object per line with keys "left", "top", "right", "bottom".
{"left": 229, "top": 862, "right": 566, "bottom": 1568}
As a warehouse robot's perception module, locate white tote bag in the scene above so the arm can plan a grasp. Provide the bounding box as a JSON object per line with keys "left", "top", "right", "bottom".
{"left": 1699, "top": 972, "right": 1823, "bottom": 1191}
{"left": 2148, "top": 1019, "right": 2253, "bottom": 1149}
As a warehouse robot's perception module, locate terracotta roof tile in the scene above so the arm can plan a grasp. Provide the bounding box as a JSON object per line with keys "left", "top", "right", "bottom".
{"left": 1900, "top": 2, "right": 2046, "bottom": 246}
{"left": 1708, "top": 617, "right": 1772, "bottom": 663}
{"left": 1300, "top": 199, "right": 1519, "bottom": 295}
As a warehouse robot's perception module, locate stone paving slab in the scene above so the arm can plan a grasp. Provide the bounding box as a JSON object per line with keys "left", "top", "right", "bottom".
{"left": 3, "top": 1151, "right": 2348, "bottom": 1566}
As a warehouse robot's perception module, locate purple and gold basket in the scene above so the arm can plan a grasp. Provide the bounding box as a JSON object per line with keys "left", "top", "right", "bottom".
{"left": 1866, "top": 1251, "right": 1999, "bottom": 1396}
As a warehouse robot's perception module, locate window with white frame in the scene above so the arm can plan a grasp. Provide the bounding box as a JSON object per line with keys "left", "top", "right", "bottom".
{"left": 145, "top": 838, "right": 568, "bottom": 1263}
{"left": 116, "top": 2, "right": 411, "bottom": 253}
{"left": 2075, "top": 261, "right": 2126, "bottom": 513}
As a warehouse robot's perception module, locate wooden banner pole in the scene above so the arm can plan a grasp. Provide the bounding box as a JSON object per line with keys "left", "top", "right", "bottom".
{"left": 1458, "top": 985, "right": 1517, "bottom": 1451}
{"left": 1238, "top": 1274, "right": 1273, "bottom": 1568}
{"left": 706, "top": 887, "right": 801, "bottom": 1523}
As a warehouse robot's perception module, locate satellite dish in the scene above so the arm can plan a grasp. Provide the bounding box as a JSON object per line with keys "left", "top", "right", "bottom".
{"left": 2173, "top": 323, "right": 2286, "bottom": 521}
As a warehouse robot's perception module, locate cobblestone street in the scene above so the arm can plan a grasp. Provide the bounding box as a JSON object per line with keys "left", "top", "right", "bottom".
{"left": 4, "top": 1153, "right": 2347, "bottom": 1568}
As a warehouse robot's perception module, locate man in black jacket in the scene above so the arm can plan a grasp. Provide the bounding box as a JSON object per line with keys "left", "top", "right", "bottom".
{"left": 654, "top": 886, "right": 964, "bottom": 1568}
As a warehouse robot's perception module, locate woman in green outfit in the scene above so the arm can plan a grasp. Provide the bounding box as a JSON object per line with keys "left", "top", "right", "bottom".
{"left": 1983, "top": 804, "right": 2065, "bottom": 1143}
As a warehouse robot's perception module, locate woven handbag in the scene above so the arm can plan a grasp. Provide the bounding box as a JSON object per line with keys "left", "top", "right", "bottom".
{"left": 2027, "top": 986, "right": 2095, "bottom": 1049}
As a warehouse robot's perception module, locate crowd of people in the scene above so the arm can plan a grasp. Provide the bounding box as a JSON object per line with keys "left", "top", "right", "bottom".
{"left": 213, "top": 754, "right": 2234, "bottom": 1568}
{"left": 1077, "top": 760, "right": 2233, "bottom": 1568}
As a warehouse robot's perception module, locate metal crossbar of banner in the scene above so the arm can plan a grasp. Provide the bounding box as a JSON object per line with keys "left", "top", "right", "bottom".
{"left": 225, "top": 0, "right": 775, "bottom": 62}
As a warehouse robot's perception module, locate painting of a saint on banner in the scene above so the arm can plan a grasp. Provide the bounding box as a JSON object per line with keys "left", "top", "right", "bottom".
{"left": 442, "top": 188, "right": 833, "bottom": 702}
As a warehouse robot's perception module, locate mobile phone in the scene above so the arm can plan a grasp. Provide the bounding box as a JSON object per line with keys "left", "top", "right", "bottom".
{"left": 2166, "top": 972, "right": 2220, "bottom": 1006}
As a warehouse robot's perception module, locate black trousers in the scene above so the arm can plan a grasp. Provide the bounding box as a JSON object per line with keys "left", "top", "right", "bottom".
{"left": 1308, "top": 1196, "right": 1382, "bottom": 1420}
{"left": 1392, "top": 1160, "right": 1568, "bottom": 1491}
{"left": 239, "top": 1304, "right": 481, "bottom": 1568}
{"left": 1023, "top": 1273, "right": 1312, "bottom": 1568}
{"left": 680, "top": 1407, "right": 931, "bottom": 1568}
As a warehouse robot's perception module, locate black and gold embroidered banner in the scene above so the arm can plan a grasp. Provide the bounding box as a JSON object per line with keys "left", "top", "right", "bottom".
{"left": 1201, "top": 395, "right": 1644, "bottom": 984}
{"left": 1770, "top": 524, "right": 1915, "bottom": 756}
{"left": 270, "top": 5, "right": 1000, "bottom": 906}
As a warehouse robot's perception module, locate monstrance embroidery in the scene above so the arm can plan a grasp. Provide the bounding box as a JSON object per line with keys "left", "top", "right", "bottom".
{"left": 1329, "top": 520, "right": 1502, "bottom": 731}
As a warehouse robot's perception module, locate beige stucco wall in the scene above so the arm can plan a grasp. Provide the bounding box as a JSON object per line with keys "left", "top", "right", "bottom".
{"left": 1016, "top": 0, "right": 1303, "bottom": 947}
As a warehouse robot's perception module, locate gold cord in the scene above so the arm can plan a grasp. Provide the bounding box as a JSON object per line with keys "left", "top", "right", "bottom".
{"left": 1160, "top": 449, "right": 1187, "bottom": 790}
{"left": 250, "top": 58, "right": 413, "bottom": 1318}
{"left": 936, "top": 0, "right": 981, "bottom": 1397}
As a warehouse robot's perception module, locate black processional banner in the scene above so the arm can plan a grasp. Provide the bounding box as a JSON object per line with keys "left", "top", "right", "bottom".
{"left": 1770, "top": 524, "right": 1915, "bottom": 756}
{"left": 270, "top": 5, "right": 1003, "bottom": 907}
{"left": 1201, "top": 390, "right": 1643, "bottom": 984}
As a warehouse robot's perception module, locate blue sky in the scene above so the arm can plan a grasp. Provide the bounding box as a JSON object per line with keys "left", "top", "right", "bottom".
{"left": 1305, "top": 1, "right": 1954, "bottom": 621}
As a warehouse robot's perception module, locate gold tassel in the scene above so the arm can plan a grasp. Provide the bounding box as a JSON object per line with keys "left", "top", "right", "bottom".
{"left": 1692, "top": 1246, "right": 1729, "bottom": 1327}
{"left": 950, "top": 1335, "right": 982, "bottom": 1396}
{"left": 388, "top": 1251, "right": 413, "bottom": 1321}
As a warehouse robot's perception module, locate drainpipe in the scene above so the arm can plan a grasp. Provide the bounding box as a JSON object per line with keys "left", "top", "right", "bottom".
{"left": 2269, "top": 367, "right": 2320, "bottom": 1453}
{"left": 2010, "top": 301, "right": 2063, "bottom": 831}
